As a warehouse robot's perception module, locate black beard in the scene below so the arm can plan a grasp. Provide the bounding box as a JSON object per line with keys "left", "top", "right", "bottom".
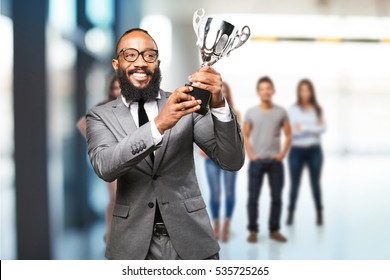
{"left": 117, "top": 66, "right": 161, "bottom": 103}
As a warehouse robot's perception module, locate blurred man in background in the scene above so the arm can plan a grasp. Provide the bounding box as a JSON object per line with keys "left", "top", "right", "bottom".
{"left": 243, "top": 76, "right": 291, "bottom": 243}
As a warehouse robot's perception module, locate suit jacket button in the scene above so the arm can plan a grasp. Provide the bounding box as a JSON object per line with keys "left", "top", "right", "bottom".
{"left": 132, "top": 150, "right": 136, "bottom": 155}
{"left": 143, "top": 144, "right": 147, "bottom": 149}
{"left": 148, "top": 202, "right": 154, "bottom": 208}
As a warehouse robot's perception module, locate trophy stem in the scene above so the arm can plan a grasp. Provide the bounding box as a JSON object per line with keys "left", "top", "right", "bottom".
{"left": 201, "top": 60, "right": 218, "bottom": 68}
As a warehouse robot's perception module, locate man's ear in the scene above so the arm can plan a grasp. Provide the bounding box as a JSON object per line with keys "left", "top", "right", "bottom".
{"left": 112, "top": 59, "right": 119, "bottom": 72}
{"left": 157, "top": 59, "right": 161, "bottom": 67}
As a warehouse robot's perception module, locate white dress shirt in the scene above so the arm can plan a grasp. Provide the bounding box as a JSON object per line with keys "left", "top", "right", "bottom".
{"left": 121, "top": 92, "right": 232, "bottom": 146}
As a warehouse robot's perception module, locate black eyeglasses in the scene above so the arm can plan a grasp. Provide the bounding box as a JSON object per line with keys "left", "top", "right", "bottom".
{"left": 116, "top": 48, "right": 159, "bottom": 63}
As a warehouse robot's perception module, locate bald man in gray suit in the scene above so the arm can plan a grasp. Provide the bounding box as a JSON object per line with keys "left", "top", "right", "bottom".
{"left": 86, "top": 28, "right": 244, "bottom": 260}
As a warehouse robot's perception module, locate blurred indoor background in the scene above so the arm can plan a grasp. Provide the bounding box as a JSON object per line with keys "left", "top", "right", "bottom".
{"left": 1, "top": 0, "right": 390, "bottom": 259}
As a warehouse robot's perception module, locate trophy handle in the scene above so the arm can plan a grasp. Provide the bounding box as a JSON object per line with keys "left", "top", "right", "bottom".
{"left": 193, "top": 8, "right": 205, "bottom": 34}
{"left": 227, "top": 25, "right": 251, "bottom": 55}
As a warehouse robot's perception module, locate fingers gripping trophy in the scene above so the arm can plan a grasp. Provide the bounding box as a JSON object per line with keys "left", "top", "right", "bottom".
{"left": 187, "top": 8, "right": 251, "bottom": 115}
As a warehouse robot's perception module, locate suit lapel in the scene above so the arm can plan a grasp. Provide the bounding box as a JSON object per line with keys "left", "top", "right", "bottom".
{"left": 153, "top": 90, "right": 172, "bottom": 175}
{"left": 112, "top": 97, "right": 137, "bottom": 133}
{"left": 112, "top": 97, "right": 153, "bottom": 170}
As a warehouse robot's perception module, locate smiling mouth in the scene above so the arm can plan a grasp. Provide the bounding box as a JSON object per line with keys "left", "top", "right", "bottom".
{"left": 129, "top": 69, "right": 152, "bottom": 82}
{"left": 130, "top": 71, "right": 149, "bottom": 82}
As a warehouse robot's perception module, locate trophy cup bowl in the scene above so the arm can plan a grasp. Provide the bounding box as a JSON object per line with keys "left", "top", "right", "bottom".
{"left": 186, "top": 8, "right": 251, "bottom": 115}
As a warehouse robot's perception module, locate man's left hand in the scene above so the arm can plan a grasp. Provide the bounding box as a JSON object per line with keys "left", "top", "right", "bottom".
{"left": 188, "top": 66, "right": 224, "bottom": 108}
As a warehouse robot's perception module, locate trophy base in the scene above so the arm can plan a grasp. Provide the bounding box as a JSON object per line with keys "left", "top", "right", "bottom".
{"left": 185, "top": 84, "right": 211, "bottom": 115}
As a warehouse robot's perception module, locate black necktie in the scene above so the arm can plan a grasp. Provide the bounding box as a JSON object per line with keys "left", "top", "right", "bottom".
{"left": 138, "top": 99, "right": 163, "bottom": 223}
{"left": 138, "top": 99, "right": 154, "bottom": 162}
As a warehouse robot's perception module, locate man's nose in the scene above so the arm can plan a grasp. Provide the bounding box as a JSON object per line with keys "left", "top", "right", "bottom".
{"left": 133, "top": 54, "right": 148, "bottom": 67}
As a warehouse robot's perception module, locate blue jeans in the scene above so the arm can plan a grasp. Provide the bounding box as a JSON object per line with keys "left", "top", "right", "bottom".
{"left": 247, "top": 159, "right": 284, "bottom": 232}
{"left": 288, "top": 145, "right": 323, "bottom": 211}
{"left": 205, "top": 159, "right": 237, "bottom": 220}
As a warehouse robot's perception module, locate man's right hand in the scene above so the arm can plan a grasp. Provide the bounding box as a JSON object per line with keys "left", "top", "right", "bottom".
{"left": 249, "top": 154, "right": 261, "bottom": 161}
{"left": 154, "top": 86, "right": 202, "bottom": 134}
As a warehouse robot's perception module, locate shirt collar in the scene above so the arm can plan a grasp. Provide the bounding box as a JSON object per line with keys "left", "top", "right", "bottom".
{"left": 121, "top": 91, "right": 161, "bottom": 108}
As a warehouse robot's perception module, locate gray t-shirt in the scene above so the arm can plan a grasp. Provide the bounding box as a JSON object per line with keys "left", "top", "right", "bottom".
{"left": 244, "top": 104, "right": 288, "bottom": 159}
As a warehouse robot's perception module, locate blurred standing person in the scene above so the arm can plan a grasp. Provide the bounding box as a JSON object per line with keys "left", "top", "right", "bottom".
{"left": 76, "top": 75, "right": 121, "bottom": 242}
{"left": 200, "top": 82, "right": 241, "bottom": 242}
{"left": 287, "top": 79, "right": 326, "bottom": 226}
{"left": 243, "top": 76, "right": 292, "bottom": 243}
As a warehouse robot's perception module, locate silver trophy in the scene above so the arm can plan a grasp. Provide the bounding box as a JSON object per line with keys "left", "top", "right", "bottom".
{"left": 187, "top": 8, "right": 251, "bottom": 114}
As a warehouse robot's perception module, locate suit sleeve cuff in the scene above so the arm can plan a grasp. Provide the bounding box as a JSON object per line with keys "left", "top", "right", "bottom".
{"left": 150, "top": 119, "right": 164, "bottom": 145}
{"left": 210, "top": 98, "right": 232, "bottom": 122}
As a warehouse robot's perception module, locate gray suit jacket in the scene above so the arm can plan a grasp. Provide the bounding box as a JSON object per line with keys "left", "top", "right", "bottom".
{"left": 86, "top": 90, "right": 244, "bottom": 260}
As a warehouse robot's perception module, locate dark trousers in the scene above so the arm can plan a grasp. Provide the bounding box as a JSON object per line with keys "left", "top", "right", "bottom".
{"left": 247, "top": 159, "right": 284, "bottom": 232}
{"left": 288, "top": 145, "right": 323, "bottom": 211}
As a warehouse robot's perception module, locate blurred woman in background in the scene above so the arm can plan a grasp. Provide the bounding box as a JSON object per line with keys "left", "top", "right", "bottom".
{"left": 200, "top": 82, "right": 241, "bottom": 242}
{"left": 76, "top": 75, "right": 121, "bottom": 242}
{"left": 287, "top": 79, "right": 326, "bottom": 226}
{"left": 76, "top": 76, "right": 120, "bottom": 136}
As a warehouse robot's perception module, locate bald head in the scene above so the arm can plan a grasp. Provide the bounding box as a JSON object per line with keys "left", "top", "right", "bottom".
{"left": 115, "top": 28, "right": 158, "bottom": 55}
